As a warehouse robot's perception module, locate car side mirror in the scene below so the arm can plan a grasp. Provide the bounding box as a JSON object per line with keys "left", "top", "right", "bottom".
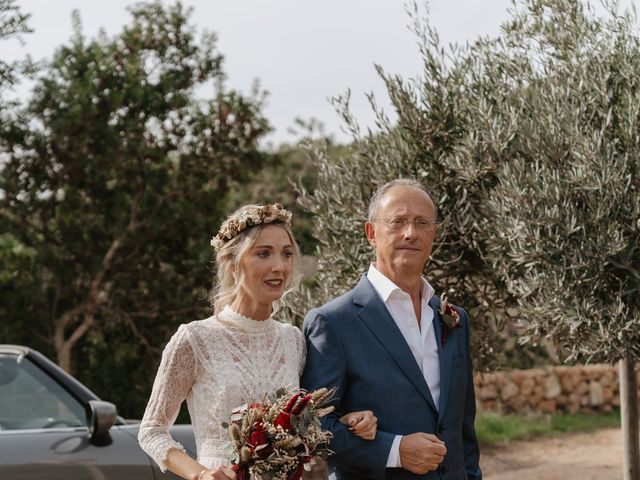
{"left": 86, "top": 400, "right": 117, "bottom": 443}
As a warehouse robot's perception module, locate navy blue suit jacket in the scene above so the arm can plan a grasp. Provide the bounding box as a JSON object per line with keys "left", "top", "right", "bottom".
{"left": 301, "top": 275, "right": 481, "bottom": 480}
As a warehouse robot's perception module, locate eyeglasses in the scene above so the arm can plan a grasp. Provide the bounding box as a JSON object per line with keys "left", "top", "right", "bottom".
{"left": 373, "top": 218, "right": 439, "bottom": 230}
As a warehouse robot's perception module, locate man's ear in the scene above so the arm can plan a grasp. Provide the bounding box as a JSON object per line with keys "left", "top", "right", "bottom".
{"left": 365, "top": 221, "right": 376, "bottom": 248}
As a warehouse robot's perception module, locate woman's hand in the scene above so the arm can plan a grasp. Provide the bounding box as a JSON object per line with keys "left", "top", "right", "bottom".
{"left": 198, "top": 466, "right": 237, "bottom": 480}
{"left": 339, "top": 410, "right": 377, "bottom": 440}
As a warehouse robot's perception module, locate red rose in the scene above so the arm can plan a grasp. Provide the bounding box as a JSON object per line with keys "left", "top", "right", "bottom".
{"left": 274, "top": 412, "right": 293, "bottom": 430}
{"left": 248, "top": 429, "right": 267, "bottom": 447}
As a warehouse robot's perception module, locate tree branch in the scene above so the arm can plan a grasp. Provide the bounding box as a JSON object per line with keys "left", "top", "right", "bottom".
{"left": 53, "top": 188, "right": 145, "bottom": 368}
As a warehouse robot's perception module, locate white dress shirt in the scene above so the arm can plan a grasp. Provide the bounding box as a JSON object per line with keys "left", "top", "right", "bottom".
{"left": 366, "top": 264, "right": 440, "bottom": 468}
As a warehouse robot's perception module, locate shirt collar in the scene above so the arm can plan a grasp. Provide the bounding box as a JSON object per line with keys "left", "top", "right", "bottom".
{"left": 367, "top": 263, "right": 435, "bottom": 304}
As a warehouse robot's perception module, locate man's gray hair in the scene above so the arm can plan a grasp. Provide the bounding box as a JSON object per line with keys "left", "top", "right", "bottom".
{"left": 367, "top": 178, "right": 438, "bottom": 221}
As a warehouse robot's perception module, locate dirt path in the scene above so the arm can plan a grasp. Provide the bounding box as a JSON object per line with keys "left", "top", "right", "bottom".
{"left": 481, "top": 427, "right": 623, "bottom": 480}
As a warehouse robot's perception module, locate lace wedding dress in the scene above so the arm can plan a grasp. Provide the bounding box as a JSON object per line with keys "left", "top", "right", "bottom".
{"left": 138, "top": 305, "right": 306, "bottom": 471}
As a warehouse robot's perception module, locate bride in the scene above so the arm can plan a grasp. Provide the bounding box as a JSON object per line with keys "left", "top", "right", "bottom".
{"left": 138, "top": 204, "right": 376, "bottom": 480}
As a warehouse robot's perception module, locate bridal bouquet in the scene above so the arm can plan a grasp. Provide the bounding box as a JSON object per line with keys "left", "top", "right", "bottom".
{"left": 222, "top": 387, "right": 336, "bottom": 480}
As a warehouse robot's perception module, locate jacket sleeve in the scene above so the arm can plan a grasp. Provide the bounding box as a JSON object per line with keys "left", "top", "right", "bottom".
{"left": 461, "top": 309, "right": 482, "bottom": 480}
{"left": 300, "top": 308, "right": 395, "bottom": 480}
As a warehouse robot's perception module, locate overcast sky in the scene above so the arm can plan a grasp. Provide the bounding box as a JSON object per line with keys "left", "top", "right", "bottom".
{"left": 4, "top": 0, "right": 520, "bottom": 145}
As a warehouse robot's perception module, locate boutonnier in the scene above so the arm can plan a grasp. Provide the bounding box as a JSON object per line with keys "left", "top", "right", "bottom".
{"left": 439, "top": 294, "right": 462, "bottom": 347}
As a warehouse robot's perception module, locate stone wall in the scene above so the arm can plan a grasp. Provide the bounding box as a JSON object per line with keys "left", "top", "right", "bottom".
{"left": 474, "top": 365, "right": 640, "bottom": 414}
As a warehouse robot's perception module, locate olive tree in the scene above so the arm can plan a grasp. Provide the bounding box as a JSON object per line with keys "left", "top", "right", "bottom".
{"left": 479, "top": 1, "right": 640, "bottom": 477}
{"left": 286, "top": 0, "right": 639, "bottom": 475}
{"left": 284, "top": 5, "right": 531, "bottom": 370}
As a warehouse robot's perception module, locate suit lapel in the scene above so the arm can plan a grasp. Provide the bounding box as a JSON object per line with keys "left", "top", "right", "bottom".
{"left": 430, "top": 296, "right": 453, "bottom": 419}
{"left": 353, "top": 276, "right": 439, "bottom": 414}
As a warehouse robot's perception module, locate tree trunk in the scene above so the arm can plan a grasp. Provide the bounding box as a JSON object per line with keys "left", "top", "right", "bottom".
{"left": 56, "top": 344, "right": 72, "bottom": 373}
{"left": 619, "top": 353, "right": 639, "bottom": 480}
{"left": 53, "top": 312, "right": 96, "bottom": 373}
{"left": 50, "top": 191, "right": 140, "bottom": 372}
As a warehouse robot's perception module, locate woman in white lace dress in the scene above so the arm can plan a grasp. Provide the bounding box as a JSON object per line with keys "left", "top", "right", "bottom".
{"left": 138, "top": 204, "right": 376, "bottom": 480}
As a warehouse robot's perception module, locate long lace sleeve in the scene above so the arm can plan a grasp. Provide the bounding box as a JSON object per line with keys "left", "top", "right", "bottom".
{"left": 138, "top": 324, "right": 196, "bottom": 472}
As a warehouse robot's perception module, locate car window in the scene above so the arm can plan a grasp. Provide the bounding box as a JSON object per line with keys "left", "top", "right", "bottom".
{"left": 0, "top": 354, "right": 86, "bottom": 430}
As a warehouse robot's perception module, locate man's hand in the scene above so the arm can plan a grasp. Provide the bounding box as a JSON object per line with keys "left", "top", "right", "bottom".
{"left": 399, "top": 433, "right": 446, "bottom": 474}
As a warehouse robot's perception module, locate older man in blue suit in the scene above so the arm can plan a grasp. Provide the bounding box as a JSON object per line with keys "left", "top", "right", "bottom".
{"left": 301, "top": 179, "right": 481, "bottom": 480}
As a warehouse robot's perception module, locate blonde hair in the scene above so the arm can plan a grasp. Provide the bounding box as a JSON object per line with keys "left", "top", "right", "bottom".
{"left": 209, "top": 207, "right": 302, "bottom": 314}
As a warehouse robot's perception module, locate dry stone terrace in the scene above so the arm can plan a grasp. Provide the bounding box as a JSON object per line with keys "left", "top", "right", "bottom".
{"left": 474, "top": 365, "right": 640, "bottom": 414}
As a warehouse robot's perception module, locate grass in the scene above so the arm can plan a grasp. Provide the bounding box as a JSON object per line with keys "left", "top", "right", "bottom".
{"left": 475, "top": 409, "right": 621, "bottom": 446}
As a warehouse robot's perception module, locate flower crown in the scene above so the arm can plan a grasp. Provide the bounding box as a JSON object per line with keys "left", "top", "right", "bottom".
{"left": 210, "top": 203, "right": 293, "bottom": 250}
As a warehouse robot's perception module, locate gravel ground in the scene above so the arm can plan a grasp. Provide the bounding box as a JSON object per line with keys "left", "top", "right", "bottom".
{"left": 480, "top": 427, "right": 623, "bottom": 480}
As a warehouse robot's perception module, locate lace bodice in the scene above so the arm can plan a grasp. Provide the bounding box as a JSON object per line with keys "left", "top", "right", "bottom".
{"left": 138, "top": 306, "right": 306, "bottom": 471}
